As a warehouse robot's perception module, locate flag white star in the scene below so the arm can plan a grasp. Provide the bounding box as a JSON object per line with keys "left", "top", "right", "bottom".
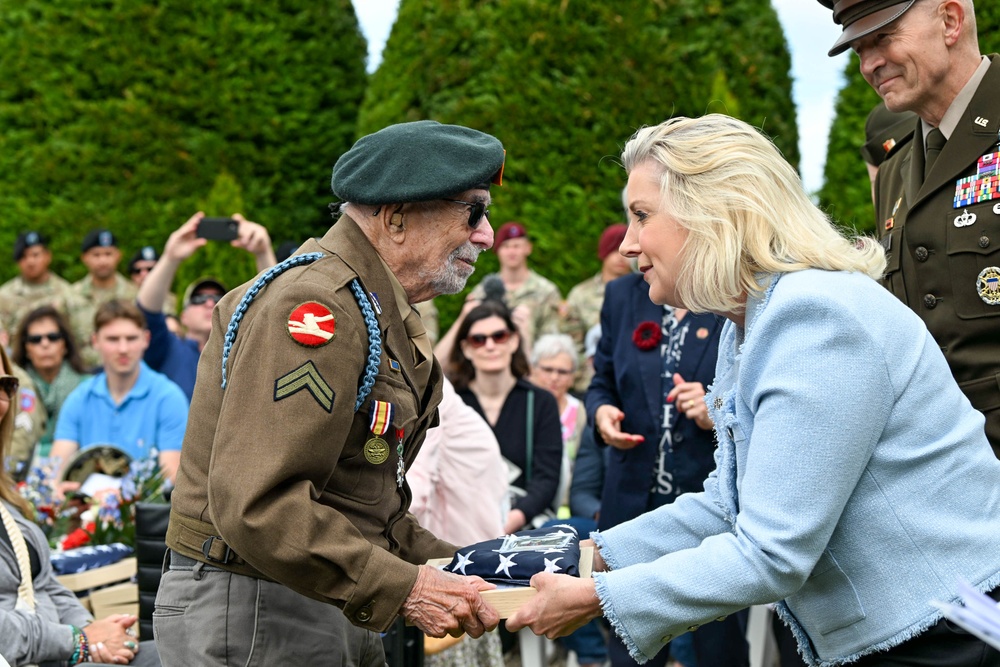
{"left": 544, "top": 557, "right": 564, "bottom": 573}
{"left": 496, "top": 553, "right": 518, "bottom": 578}
{"left": 452, "top": 551, "right": 475, "bottom": 575}
{"left": 542, "top": 548, "right": 567, "bottom": 554}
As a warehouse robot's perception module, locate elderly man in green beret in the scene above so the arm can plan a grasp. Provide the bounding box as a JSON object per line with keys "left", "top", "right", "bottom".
{"left": 156, "top": 120, "right": 505, "bottom": 665}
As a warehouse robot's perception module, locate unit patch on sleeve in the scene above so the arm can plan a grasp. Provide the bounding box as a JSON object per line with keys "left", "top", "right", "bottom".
{"left": 287, "top": 302, "right": 337, "bottom": 347}
{"left": 274, "top": 361, "right": 335, "bottom": 412}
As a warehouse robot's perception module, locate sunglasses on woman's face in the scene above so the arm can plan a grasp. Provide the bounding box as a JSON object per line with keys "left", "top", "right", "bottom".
{"left": 0, "top": 375, "right": 19, "bottom": 400}
{"left": 466, "top": 329, "right": 512, "bottom": 348}
{"left": 25, "top": 332, "right": 63, "bottom": 345}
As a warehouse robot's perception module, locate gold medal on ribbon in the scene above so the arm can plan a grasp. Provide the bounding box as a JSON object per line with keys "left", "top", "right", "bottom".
{"left": 364, "top": 437, "right": 390, "bottom": 464}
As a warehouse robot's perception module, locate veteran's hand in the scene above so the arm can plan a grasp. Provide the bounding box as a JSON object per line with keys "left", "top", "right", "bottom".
{"left": 595, "top": 405, "right": 644, "bottom": 450}
{"left": 506, "top": 573, "right": 602, "bottom": 639}
{"left": 83, "top": 615, "right": 138, "bottom": 664}
{"left": 402, "top": 565, "right": 499, "bottom": 639}
{"left": 668, "top": 374, "right": 713, "bottom": 430}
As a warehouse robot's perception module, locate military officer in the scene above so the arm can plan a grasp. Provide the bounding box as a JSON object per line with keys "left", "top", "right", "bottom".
{"left": 70, "top": 229, "right": 137, "bottom": 368}
{"left": 156, "top": 120, "right": 505, "bottom": 665}
{"left": 820, "top": 0, "right": 1000, "bottom": 455}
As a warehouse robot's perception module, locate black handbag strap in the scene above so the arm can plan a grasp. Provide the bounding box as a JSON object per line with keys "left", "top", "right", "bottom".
{"left": 525, "top": 388, "right": 534, "bottom": 485}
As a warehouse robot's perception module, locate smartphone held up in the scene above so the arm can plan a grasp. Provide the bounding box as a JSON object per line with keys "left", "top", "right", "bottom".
{"left": 197, "top": 217, "right": 240, "bottom": 242}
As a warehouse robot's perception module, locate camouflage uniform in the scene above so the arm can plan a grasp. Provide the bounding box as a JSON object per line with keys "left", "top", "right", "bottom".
{"left": 70, "top": 273, "right": 138, "bottom": 368}
{"left": 0, "top": 274, "right": 78, "bottom": 343}
{"left": 469, "top": 270, "right": 562, "bottom": 343}
{"left": 561, "top": 272, "right": 608, "bottom": 393}
{"left": 7, "top": 363, "right": 47, "bottom": 482}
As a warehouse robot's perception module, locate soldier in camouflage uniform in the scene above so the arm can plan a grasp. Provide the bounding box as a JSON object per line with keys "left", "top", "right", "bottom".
{"left": 0, "top": 232, "right": 79, "bottom": 347}
{"left": 6, "top": 362, "right": 47, "bottom": 482}
{"left": 465, "top": 222, "right": 562, "bottom": 350}
{"left": 562, "top": 224, "right": 632, "bottom": 392}
{"left": 70, "top": 229, "right": 138, "bottom": 368}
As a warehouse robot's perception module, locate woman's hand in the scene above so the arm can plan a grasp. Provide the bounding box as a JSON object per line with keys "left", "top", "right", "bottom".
{"left": 668, "top": 374, "right": 714, "bottom": 430}
{"left": 594, "top": 405, "right": 644, "bottom": 449}
{"left": 82, "top": 614, "right": 139, "bottom": 664}
{"left": 580, "top": 538, "right": 608, "bottom": 572}
{"left": 506, "top": 573, "right": 602, "bottom": 639}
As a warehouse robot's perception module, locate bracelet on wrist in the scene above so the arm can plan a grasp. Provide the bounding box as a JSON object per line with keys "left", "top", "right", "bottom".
{"left": 69, "top": 625, "right": 90, "bottom": 665}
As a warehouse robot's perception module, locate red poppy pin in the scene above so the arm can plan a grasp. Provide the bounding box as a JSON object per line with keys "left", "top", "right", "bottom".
{"left": 632, "top": 321, "right": 661, "bottom": 351}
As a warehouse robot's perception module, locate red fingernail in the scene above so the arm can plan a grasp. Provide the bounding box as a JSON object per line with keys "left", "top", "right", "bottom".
{"left": 666, "top": 395, "right": 674, "bottom": 403}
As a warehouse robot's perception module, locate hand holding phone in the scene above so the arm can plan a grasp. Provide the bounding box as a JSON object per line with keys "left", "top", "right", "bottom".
{"left": 197, "top": 217, "right": 240, "bottom": 242}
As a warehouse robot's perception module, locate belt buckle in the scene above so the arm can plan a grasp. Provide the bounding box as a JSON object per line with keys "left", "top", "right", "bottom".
{"left": 201, "top": 536, "right": 233, "bottom": 564}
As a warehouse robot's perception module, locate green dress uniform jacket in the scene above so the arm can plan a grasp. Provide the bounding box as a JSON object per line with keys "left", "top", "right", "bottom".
{"left": 166, "top": 214, "right": 454, "bottom": 633}
{"left": 874, "top": 54, "right": 1000, "bottom": 456}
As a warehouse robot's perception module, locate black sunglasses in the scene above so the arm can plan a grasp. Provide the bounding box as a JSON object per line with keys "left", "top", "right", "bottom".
{"left": 26, "top": 332, "right": 63, "bottom": 345}
{"left": 188, "top": 293, "right": 222, "bottom": 306}
{"left": 442, "top": 199, "right": 490, "bottom": 228}
{"left": 0, "top": 375, "right": 19, "bottom": 400}
{"left": 467, "top": 329, "right": 512, "bottom": 348}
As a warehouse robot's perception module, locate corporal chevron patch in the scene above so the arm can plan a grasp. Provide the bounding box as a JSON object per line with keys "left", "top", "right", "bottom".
{"left": 274, "top": 361, "right": 334, "bottom": 413}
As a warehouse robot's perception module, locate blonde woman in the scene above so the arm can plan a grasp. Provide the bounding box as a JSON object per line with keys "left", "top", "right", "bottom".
{"left": 507, "top": 114, "right": 1000, "bottom": 667}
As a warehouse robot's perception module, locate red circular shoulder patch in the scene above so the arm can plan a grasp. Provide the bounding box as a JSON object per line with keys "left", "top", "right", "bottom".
{"left": 287, "top": 302, "right": 336, "bottom": 347}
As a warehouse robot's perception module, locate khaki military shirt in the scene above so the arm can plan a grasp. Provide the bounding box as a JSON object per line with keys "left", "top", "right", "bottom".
{"left": 70, "top": 273, "right": 138, "bottom": 367}
{"left": 561, "top": 273, "right": 607, "bottom": 392}
{"left": 7, "top": 364, "right": 47, "bottom": 481}
{"left": 0, "top": 274, "right": 77, "bottom": 342}
{"left": 470, "top": 269, "right": 562, "bottom": 343}
{"left": 873, "top": 54, "right": 1000, "bottom": 455}
{"left": 167, "top": 215, "right": 452, "bottom": 632}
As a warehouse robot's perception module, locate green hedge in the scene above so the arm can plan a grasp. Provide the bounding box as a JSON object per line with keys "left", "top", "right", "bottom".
{"left": 819, "top": 9, "right": 1000, "bottom": 233}
{"left": 0, "top": 0, "right": 367, "bottom": 292}
{"left": 359, "top": 0, "right": 798, "bottom": 328}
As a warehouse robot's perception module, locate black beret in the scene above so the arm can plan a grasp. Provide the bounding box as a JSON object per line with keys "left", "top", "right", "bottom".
{"left": 13, "top": 231, "right": 47, "bottom": 261}
{"left": 331, "top": 120, "right": 505, "bottom": 206}
{"left": 860, "top": 102, "right": 916, "bottom": 167}
{"left": 820, "top": 0, "right": 917, "bottom": 57}
{"left": 128, "top": 245, "right": 160, "bottom": 272}
{"left": 81, "top": 228, "right": 118, "bottom": 253}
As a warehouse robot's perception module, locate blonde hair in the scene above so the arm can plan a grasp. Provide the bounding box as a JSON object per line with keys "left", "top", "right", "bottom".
{"left": 0, "top": 347, "right": 32, "bottom": 518}
{"left": 621, "top": 114, "right": 886, "bottom": 314}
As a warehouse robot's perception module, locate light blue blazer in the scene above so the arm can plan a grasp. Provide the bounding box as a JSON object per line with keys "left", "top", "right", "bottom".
{"left": 593, "top": 269, "right": 1000, "bottom": 666}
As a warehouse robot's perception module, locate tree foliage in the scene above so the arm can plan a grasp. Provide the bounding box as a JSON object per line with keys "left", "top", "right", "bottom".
{"left": 819, "top": 8, "right": 1000, "bottom": 234}
{"left": 0, "top": 0, "right": 367, "bottom": 291}
{"left": 359, "top": 0, "right": 798, "bottom": 326}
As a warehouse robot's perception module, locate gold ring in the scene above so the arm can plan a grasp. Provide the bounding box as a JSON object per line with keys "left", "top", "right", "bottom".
{"left": 685, "top": 400, "right": 695, "bottom": 409}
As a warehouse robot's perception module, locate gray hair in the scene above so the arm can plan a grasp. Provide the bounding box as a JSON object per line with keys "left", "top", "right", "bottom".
{"left": 531, "top": 334, "right": 579, "bottom": 370}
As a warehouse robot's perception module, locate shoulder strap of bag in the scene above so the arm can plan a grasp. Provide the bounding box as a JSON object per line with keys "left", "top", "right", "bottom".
{"left": 525, "top": 388, "right": 534, "bottom": 485}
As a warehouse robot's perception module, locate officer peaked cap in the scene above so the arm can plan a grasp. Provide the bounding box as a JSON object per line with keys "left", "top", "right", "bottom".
{"left": 819, "top": 0, "right": 917, "bottom": 57}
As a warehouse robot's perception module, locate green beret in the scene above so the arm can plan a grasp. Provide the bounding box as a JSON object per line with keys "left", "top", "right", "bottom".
{"left": 331, "top": 120, "right": 505, "bottom": 205}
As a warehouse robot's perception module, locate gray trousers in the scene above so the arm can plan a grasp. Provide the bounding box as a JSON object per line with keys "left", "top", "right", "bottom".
{"left": 153, "top": 552, "right": 386, "bottom": 667}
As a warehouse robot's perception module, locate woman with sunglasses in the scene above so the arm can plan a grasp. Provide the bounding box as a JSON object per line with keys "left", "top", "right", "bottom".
{"left": 0, "top": 346, "right": 160, "bottom": 667}
{"left": 446, "top": 300, "right": 563, "bottom": 535}
{"left": 12, "top": 307, "right": 87, "bottom": 459}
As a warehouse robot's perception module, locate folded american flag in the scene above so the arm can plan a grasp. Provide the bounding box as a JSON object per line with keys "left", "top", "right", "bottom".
{"left": 444, "top": 524, "right": 581, "bottom": 585}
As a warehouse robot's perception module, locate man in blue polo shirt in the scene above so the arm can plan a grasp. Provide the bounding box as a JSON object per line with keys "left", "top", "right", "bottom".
{"left": 52, "top": 299, "right": 188, "bottom": 488}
